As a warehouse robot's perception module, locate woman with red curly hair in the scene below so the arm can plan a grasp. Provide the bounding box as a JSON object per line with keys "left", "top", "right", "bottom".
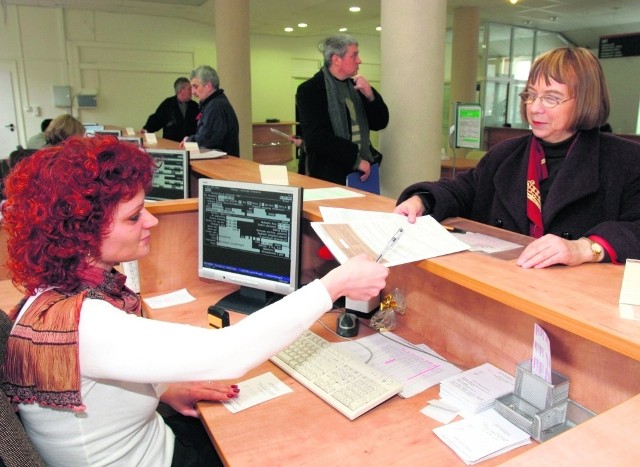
{"left": 1, "top": 137, "right": 388, "bottom": 467}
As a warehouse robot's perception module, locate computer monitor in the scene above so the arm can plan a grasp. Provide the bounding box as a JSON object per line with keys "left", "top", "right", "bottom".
{"left": 146, "top": 149, "right": 190, "bottom": 200}
{"left": 198, "top": 178, "right": 303, "bottom": 315}
{"left": 95, "top": 129, "right": 122, "bottom": 137}
{"left": 83, "top": 124, "right": 104, "bottom": 134}
{"left": 118, "top": 136, "right": 144, "bottom": 146}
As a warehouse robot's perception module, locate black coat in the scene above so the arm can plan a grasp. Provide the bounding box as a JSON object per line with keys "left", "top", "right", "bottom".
{"left": 296, "top": 70, "right": 389, "bottom": 185}
{"left": 143, "top": 96, "right": 198, "bottom": 142}
{"left": 398, "top": 129, "right": 640, "bottom": 263}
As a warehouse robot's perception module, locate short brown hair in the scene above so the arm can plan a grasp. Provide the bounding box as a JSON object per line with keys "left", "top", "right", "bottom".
{"left": 45, "top": 114, "right": 85, "bottom": 145}
{"left": 520, "top": 47, "right": 610, "bottom": 131}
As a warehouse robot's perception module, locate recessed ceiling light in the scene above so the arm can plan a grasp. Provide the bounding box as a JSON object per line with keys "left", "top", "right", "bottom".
{"left": 298, "top": 23, "right": 307, "bottom": 28}
{"left": 509, "top": 0, "right": 518, "bottom": 4}
{"left": 376, "top": 26, "right": 382, "bottom": 31}
{"left": 339, "top": 27, "right": 348, "bottom": 32}
{"left": 349, "top": 6, "right": 361, "bottom": 13}
{"left": 284, "top": 27, "right": 293, "bottom": 32}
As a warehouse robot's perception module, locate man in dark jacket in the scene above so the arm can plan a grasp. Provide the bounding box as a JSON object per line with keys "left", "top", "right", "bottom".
{"left": 183, "top": 65, "right": 239, "bottom": 156}
{"left": 296, "top": 34, "right": 389, "bottom": 185}
{"left": 142, "top": 77, "right": 198, "bottom": 142}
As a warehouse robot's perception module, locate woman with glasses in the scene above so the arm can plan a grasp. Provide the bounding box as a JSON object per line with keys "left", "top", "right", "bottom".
{"left": 395, "top": 46, "right": 640, "bottom": 268}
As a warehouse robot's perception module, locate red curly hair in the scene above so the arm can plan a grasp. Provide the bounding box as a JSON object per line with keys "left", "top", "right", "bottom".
{"left": 2, "top": 136, "right": 156, "bottom": 294}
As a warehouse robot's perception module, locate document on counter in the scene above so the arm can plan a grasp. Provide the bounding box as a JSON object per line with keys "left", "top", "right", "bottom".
{"left": 433, "top": 409, "right": 531, "bottom": 465}
{"left": 311, "top": 210, "right": 469, "bottom": 266}
{"left": 303, "top": 187, "right": 364, "bottom": 202}
{"left": 259, "top": 164, "right": 289, "bottom": 185}
{"left": 439, "top": 363, "right": 515, "bottom": 416}
{"left": 334, "top": 332, "right": 461, "bottom": 398}
{"left": 222, "top": 372, "right": 293, "bottom": 413}
{"left": 620, "top": 259, "right": 640, "bottom": 320}
{"left": 142, "top": 288, "right": 195, "bottom": 309}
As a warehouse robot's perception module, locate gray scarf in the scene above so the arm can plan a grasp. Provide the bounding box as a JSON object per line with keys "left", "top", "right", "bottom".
{"left": 322, "top": 67, "right": 372, "bottom": 161}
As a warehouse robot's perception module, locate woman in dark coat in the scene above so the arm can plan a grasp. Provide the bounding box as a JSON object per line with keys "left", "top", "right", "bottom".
{"left": 396, "top": 47, "right": 640, "bottom": 268}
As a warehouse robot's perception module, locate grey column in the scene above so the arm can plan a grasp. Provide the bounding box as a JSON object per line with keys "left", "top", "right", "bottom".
{"left": 450, "top": 7, "right": 480, "bottom": 158}
{"left": 380, "top": 0, "right": 447, "bottom": 198}
{"left": 214, "top": 0, "right": 252, "bottom": 159}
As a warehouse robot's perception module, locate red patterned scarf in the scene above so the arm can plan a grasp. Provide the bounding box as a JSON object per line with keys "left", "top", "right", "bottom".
{"left": 526, "top": 138, "right": 548, "bottom": 238}
{"left": 2, "top": 266, "right": 140, "bottom": 412}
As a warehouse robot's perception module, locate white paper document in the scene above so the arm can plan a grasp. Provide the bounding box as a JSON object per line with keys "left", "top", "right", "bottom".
{"left": 334, "top": 332, "right": 461, "bottom": 398}
{"left": 142, "top": 288, "right": 195, "bottom": 309}
{"left": 270, "top": 127, "right": 291, "bottom": 139}
{"left": 189, "top": 149, "right": 227, "bottom": 160}
{"left": 453, "top": 231, "right": 522, "bottom": 254}
{"left": 619, "top": 259, "right": 640, "bottom": 319}
{"left": 259, "top": 164, "right": 289, "bottom": 185}
{"left": 433, "top": 409, "right": 531, "bottom": 465}
{"left": 439, "top": 363, "right": 515, "bottom": 416}
{"left": 531, "top": 323, "right": 552, "bottom": 383}
{"left": 222, "top": 372, "right": 292, "bottom": 413}
{"left": 311, "top": 208, "right": 469, "bottom": 266}
{"left": 303, "top": 187, "right": 364, "bottom": 202}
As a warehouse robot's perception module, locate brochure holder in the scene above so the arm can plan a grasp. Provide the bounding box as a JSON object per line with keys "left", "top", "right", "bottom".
{"left": 495, "top": 360, "right": 596, "bottom": 442}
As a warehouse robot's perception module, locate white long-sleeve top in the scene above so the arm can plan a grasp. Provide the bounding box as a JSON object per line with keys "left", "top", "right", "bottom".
{"left": 15, "top": 279, "right": 332, "bottom": 467}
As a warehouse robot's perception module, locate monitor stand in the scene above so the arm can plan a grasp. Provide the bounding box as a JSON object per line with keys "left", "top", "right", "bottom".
{"left": 215, "top": 286, "right": 284, "bottom": 315}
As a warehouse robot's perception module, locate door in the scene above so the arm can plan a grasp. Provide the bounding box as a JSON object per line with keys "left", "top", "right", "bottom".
{"left": 0, "top": 70, "right": 20, "bottom": 156}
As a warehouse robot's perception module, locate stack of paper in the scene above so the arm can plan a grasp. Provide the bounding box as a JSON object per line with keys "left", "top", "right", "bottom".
{"left": 439, "top": 363, "right": 514, "bottom": 415}
{"left": 433, "top": 409, "right": 531, "bottom": 465}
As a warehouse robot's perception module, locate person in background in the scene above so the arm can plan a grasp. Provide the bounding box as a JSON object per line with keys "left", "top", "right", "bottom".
{"left": 1, "top": 136, "right": 387, "bottom": 467}
{"left": 26, "top": 118, "right": 52, "bottom": 150}
{"left": 182, "top": 65, "right": 239, "bottom": 156}
{"left": 142, "top": 77, "right": 198, "bottom": 142}
{"left": 296, "top": 34, "right": 389, "bottom": 185}
{"left": 44, "top": 114, "right": 85, "bottom": 145}
{"left": 395, "top": 46, "right": 640, "bottom": 268}
{"left": 0, "top": 147, "right": 36, "bottom": 203}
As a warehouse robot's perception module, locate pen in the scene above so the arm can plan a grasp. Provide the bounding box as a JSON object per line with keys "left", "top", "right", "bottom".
{"left": 443, "top": 225, "right": 466, "bottom": 234}
{"left": 375, "top": 227, "right": 404, "bottom": 263}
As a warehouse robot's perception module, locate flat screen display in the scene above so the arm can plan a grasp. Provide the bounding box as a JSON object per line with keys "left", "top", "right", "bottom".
{"left": 146, "top": 149, "right": 190, "bottom": 200}
{"left": 198, "top": 178, "right": 302, "bottom": 314}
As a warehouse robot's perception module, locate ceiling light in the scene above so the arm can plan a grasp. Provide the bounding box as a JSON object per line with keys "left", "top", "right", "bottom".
{"left": 509, "top": 0, "right": 518, "bottom": 4}
{"left": 339, "top": 27, "right": 348, "bottom": 32}
{"left": 376, "top": 26, "right": 382, "bottom": 31}
{"left": 349, "top": 6, "right": 361, "bottom": 13}
{"left": 298, "top": 23, "right": 307, "bottom": 28}
{"left": 284, "top": 27, "right": 293, "bottom": 32}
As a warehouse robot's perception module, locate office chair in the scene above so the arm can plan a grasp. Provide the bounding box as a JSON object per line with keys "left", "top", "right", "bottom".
{"left": 0, "top": 310, "right": 45, "bottom": 467}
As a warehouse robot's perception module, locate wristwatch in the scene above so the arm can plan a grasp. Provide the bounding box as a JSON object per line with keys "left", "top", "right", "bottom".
{"left": 581, "top": 237, "right": 603, "bottom": 262}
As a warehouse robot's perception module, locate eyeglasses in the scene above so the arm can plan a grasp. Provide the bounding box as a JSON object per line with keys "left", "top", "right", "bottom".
{"left": 518, "top": 92, "right": 575, "bottom": 109}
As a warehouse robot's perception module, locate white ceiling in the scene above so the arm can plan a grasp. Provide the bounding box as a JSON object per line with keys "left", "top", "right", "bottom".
{"left": 3, "top": 0, "right": 640, "bottom": 49}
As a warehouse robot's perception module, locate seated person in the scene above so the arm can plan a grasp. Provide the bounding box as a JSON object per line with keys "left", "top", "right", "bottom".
{"left": 1, "top": 147, "right": 36, "bottom": 201}
{"left": 45, "top": 114, "right": 85, "bottom": 145}
{"left": 26, "top": 118, "right": 52, "bottom": 149}
{"left": 395, "top": 46, "right": 640, "bottom": 269}
{"left": 1, "top": 136, "right": 388, "bottom": 466}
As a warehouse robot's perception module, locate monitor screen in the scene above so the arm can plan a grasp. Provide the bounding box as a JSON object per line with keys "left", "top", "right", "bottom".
{"left": 146, "top": 149, "right": 190, "bottom": 200}
{"left": 118, "top": 136, "right": 144, "bottom": 146}
{"left": 198, "top": 178, "right": 303, "bottom": 315}
{"left": 83, "top": 124, "right": 104, "bottom": 134}
{"left": 95, "top": 129, "right": 122, "bottom": 137}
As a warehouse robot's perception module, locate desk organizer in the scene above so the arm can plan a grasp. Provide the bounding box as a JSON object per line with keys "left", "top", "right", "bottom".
{"left": 495, "top": 360, "right": 596, "bottom": 442}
